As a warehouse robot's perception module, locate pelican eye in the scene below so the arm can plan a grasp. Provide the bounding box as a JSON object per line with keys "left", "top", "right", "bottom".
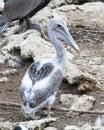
{"left": 57, "top": 24, "right": 62, "bottom": 28}
{"left": 30, "top": 103, "right": 35, "bottom": 108}
{"left": 56, "top": 24, "right": 63, "bottom": 31}
{"left": 23, "top": 102, "right": 26, "bottom": 106}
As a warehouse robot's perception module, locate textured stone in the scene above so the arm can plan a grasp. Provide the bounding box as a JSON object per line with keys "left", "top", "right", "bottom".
{"left": 64, "top": 125, "right": 79, "bottom": 130}
{"left": 70, "top": 95, "right": 95, "bottom": 111}
{"left": 8, "top": 56, "right": 23, "bottom": 68}
{"left": 60, "top": 94, "right": 78, "bottom": 106}
{"left": 0, "top": 77, "right": 9, "bottom": 83}
{"left": 44, "top": 127, "right": 57, "bottom": 130}
{"left": 0, "top": 69, "right": 17, "bottom": 76}
{"left": 80, "top": 123, "right": 92, "bottom": 130}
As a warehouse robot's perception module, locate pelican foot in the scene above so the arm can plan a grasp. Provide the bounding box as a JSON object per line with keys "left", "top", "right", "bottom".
{"left": 32, "top": 115, "right": 41, "bottom": 120}
{"left": 47, "top": 105, "right": 52, "bottom": 118}
{"left": 27, "top": 23, "right": 45, "bottom": 38}
{"left": 27, "top": 23, "right": 40, "bottom": 31}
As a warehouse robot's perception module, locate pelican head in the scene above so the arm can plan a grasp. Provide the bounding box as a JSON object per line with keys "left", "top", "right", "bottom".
{"left": 14, "top": 125, "right": 28, "bottom": 130}
{"left": 48, "top": 17, "right": 79, "bottom": 52}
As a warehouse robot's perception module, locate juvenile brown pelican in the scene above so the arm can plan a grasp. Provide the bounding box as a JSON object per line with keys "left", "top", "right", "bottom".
{"left": 0, "top": 0, "right": 51, "bottom": 33}
{"left": 20, "top": 17, "right": 79, "bottom": 119}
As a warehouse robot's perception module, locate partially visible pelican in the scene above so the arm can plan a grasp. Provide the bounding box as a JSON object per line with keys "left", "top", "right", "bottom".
{"left": 20, "top": 17, "right": 79, "bottom": 119}
{"left": 14, "top": 125, "right": 28, "bottom": 130}
{"left": 0, "top": 0, "right": 51, "bottom": 33}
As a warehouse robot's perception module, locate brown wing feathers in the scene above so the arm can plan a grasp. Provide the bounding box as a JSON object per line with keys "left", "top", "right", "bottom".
{"left": 2, "top": 0, "right": 51, "bottom": 23}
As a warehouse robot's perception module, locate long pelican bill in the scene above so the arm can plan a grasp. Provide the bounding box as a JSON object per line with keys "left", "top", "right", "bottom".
{"left": 54, "top": 23, "right": 80, "bottom": 52}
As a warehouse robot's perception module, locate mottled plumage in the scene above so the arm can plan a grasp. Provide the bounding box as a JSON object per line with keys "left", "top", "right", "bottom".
{"left": 20, "top": 17, "right": 79, "bottom": 119}
{"left": 21, "top": 64, "right": 62, "bottom": 108}
{"left": 20, "top": 59, "right": 63, "bottom": 118}
{"left": 0, "top": 0, "right": 51, "bottom": 32}
{"left": 29, "top": 62, "right": 54, "bottom": 85}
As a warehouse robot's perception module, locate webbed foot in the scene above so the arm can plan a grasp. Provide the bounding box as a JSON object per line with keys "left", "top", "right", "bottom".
{"left": 27, "top": 23, "right": 45, "bottom": 38}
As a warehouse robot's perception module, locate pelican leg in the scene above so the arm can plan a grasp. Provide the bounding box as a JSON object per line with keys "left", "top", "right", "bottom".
{"left": 21, "top": 109, "right": 26, "bottom": 121}
{"left": 25, "top": 16, "right": 41, "bottom": 33}
{"left": 47, "top": 105, "right": 52, "bottom": 118}
{"left": 0, "top": 23, "right": 9, "bottom": 33}
{"left": 19, "top": 18, "right": 24, "bottom": 27}
{"left": 25, "top": 16, "right": 45, "bottom": 38}
{"left": 47, "top": 94, "right": 56, "bottom": 118}
{"left": 21, "top": 113, "right": 25, "bottom": 121}
{"left": 32, "top": 112, "right": 41, "bottom": 120}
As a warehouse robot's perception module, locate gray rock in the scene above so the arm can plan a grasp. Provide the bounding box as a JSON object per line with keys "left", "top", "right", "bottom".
{"left": 88, "top": 57, "right": 103, "bottom": 65}
{"left": 0, "top": 69, "right": 17, "bottom": 76}
{"left": 64, "top": 124, "right": 93, "bottom": 130}
{"left": 66, "top": 0, "right": 78, "bottom": 4}
{"left": 8, "top": 56, "right": 23, "bottom": 68}
{"left": 0, "top": 53, "right": 9, "bottom": 64}
{"left": 60, "top": 94, "right": 78, "bottom": 106}
{"left": 93, "top": 127, "right": 104, "bottom": 130}
{"left": 77, "top": 0, "right": 104, "bottom": 4}
{"left": 88, "top": 65, "right": 104, "bottom": 74}
{"left": 52, "top": 2, "right": 104, "bottom": 30}
{"left": 80, "top": 123, "right": 92, "bottom": 130}
{"left": 50, "top": 0, "right": 67, "bottom": 7}
{"left": 52, "top": 0, "right": 104, "bottom": 5}
{"left": 63, "top": 60, "right": 101, "bottom": 90}
{"left": 0, "top": 77, "right": 9, "bottom": 83}
{"left": 24, "top": 2, "right": 104, "bottom": 33}
{"left": 60, "top": 94, "right": 95, "bottom": 110}
{"left": 44, "top": 127, "right": 57, "bottom": 130}
{"left": 70, "top": 95, "right": 95, "bottom": 111}
{"left": 1, "top": 30, "right": 73, "bottom": 61}
{"left": 64, "top": 125, "right": 79, "bottom": 130}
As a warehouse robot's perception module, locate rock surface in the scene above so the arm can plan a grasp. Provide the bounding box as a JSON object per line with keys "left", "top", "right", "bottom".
{"left": 70, "top": 95, "right": 95, "bottom": 111}
{"left": 80, "top": 123, "right": 92, "bottom": 130}
{"left": 64, "top": 123, "right": 93, "bottom": 130}
{"left": 60, "top": 94, "right": 96, "bottom": 111}
{"left": 44, "top": 127, "right": 57, "bottom": 130}
{"left": 64, "top": 125, "right": 79, "bottom": 130}
{"left": 60, "top": 94, "right": 78, "bottom": 106}
{"left": 31, "top": 2, "right": 104, "bottom": 33}
{"left": 0, "top": 69, "right": 17, "bottom": 76}
{"left": 0, "top": 77, "right": 9, "bottom": 83}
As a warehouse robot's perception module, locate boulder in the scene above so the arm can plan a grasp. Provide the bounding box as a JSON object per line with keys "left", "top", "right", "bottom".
{"left": 60, "top": 94, "right": 78, "bottom": 106}
{"left": 70, "top": 95, "right": 95, "bottom": 111}
{"left": 80, "top": 123, "right": 92, "bottom": 130}
{"left": 44, "top": 127, "right": 57, "bottom": 130}
{"left": 64, "top": 125, "right": 80, "bottom": 130}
